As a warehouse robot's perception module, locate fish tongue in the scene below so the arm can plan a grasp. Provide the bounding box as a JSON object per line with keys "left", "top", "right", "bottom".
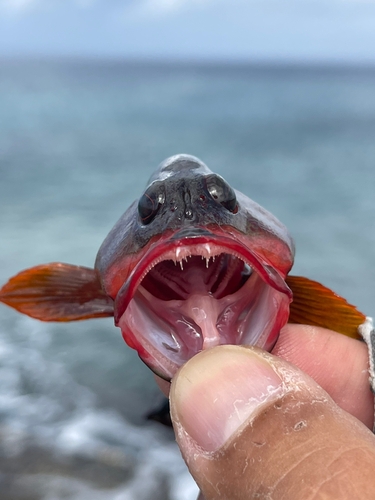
{"left": 181, "top": 294, "right": 221, "bottom": 350}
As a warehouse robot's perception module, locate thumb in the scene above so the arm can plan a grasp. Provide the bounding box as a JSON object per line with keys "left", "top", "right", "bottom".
{"left": 170, "top": 345, "right": 375, "bottom": 500}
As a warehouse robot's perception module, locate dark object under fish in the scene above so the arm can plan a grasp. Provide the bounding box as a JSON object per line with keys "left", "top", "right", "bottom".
{"left": 146, "top": 399, "right": 172, "bottom": 427}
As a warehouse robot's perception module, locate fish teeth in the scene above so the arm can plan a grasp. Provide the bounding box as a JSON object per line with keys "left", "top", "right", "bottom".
{"left": 174, "top": 247, "right": 193, "bottom": 265}
{"left": 203, "top": 243, "right": 212, "bottom": 257}
{"left": 180, "top": 260, "right": 184, "bottom": 271}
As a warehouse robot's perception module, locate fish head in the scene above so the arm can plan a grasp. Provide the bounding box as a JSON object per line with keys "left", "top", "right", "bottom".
{"left": 96, "top": 154, "right": 295, "bottom": 380}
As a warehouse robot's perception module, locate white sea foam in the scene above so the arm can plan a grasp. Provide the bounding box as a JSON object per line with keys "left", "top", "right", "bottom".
{"left": 0, "top": 313, "right": 198, "bottom": 500}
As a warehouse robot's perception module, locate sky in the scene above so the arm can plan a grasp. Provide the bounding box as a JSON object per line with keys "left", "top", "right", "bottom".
{"left": 1, "top": 0, "right": 375, "bottom": 62}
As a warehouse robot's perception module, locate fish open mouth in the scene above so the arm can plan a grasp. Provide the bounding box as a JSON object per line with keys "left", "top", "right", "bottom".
{"left": 114, "top": 228, "right": 292, "bottom": 380}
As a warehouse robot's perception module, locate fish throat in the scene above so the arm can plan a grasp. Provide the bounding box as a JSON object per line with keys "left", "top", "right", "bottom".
{"left": 142, "top": 253, "right": 248, "bottom": 301}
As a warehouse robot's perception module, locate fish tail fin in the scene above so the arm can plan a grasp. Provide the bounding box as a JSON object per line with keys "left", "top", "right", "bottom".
{"left": 286, "top": 275, "right": 365, "bottom": 339}
{"left": 0, "top": 263, "right": 114, "bottom": 321}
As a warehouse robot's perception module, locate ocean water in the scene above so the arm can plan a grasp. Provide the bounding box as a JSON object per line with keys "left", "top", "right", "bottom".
{"left": 0, "top": 59, "right": 375, "bottom": 499}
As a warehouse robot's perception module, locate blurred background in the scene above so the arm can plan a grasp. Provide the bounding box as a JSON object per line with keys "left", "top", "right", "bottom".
{"left": 0, "top": 1, "right": 375, "bottom": 499}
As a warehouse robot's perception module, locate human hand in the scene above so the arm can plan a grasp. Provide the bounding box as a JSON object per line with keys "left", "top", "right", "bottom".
{"left": 169, "top": 325, "right": 375, "bottom": 500}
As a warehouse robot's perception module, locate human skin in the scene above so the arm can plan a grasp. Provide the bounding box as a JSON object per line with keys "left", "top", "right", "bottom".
{"left": 157, "top": 325, "right": 375, "bottom": 500}
{"left": 272, "top": 324, "right": 374, "bottom": 429}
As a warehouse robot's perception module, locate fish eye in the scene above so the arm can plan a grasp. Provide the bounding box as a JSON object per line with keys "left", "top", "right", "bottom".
{"left": 138, "top": 184, "right": 165, "bottom": 224}
{"left": 205, "top": 175, "right": 238, "bottom": 214}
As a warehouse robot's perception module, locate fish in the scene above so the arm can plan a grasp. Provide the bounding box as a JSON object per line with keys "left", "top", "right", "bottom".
{"left": 0, "top": 154, "right": 369, "bottom": 382}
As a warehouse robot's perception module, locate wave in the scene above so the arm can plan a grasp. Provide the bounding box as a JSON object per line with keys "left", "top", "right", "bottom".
{"left": 0, "top": 314, "right": 198, "bottom": 500}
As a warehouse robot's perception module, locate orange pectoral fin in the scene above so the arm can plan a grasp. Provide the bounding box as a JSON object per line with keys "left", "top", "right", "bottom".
{"left": 286, "top": 275, "right": 366, "bottom": 340}
{"left": 0, "top": 263, "right": 114, "bottom": 321}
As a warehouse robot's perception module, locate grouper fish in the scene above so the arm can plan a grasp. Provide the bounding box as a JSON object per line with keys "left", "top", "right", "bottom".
{"left": 0, "top": 154, "right": 374, "bottom": 385}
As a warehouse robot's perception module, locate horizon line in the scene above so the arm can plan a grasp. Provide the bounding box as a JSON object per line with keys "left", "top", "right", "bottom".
{"left": 2, "top": 54, "right": 375, "bottom": 71}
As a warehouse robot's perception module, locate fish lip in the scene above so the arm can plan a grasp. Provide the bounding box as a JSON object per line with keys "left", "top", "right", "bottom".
{"left": 114, "top": 227, "right": 292, "bottom": 324}
{"left": 169, "top": 228, "right": 213, "bottom": 239}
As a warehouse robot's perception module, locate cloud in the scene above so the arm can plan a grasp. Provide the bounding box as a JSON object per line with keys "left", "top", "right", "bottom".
{"left": 138, "top": 0, "right": 191, "bottom": 14}
{"left": 116, "top": 0, "right": 375, "bottom": 24}
{"left": 0, "top": 0, "right": 96, "bottom": 13}
{"left": 121, "top": 0, "right": 213, "bottom": 19}
{"left": 1, "top": 0, "right": 375, "bottom": 63}
{"left": 143, "top": 0, "right": 211, "bottom": 12}
{"left": 0, "top": 0, "right": 38, "bottom": 12}
{"left": 1, "top": 0, "right": 374, "bottom": 16}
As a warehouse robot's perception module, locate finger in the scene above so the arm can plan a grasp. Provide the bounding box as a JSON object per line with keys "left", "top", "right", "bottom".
{"left": 170, "top": 345, "right": 375, "bottom": 500}
{"left": 273, "top": 324, "right": 374, "bottom": 428}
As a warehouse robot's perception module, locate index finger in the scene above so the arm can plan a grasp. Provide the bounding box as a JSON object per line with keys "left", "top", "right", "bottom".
{"left": 272, "top": 323, "right": 374, "bottom": 428}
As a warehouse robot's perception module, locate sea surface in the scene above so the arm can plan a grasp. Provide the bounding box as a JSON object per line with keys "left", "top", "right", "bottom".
{"left": 0, "top": 59, "right": 375, "bottom": 499}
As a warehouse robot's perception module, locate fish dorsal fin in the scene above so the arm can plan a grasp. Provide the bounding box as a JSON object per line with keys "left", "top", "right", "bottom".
{"left": 286, "top": 275, "right": 365, "bottom": 339}
{"left": 0, "top": 263, "right": 114, "bottom": 321}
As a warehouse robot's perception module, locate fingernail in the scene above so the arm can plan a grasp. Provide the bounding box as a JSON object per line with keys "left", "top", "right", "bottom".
{"left": 170, "top": 346, "right": 283, "bottom": 452}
